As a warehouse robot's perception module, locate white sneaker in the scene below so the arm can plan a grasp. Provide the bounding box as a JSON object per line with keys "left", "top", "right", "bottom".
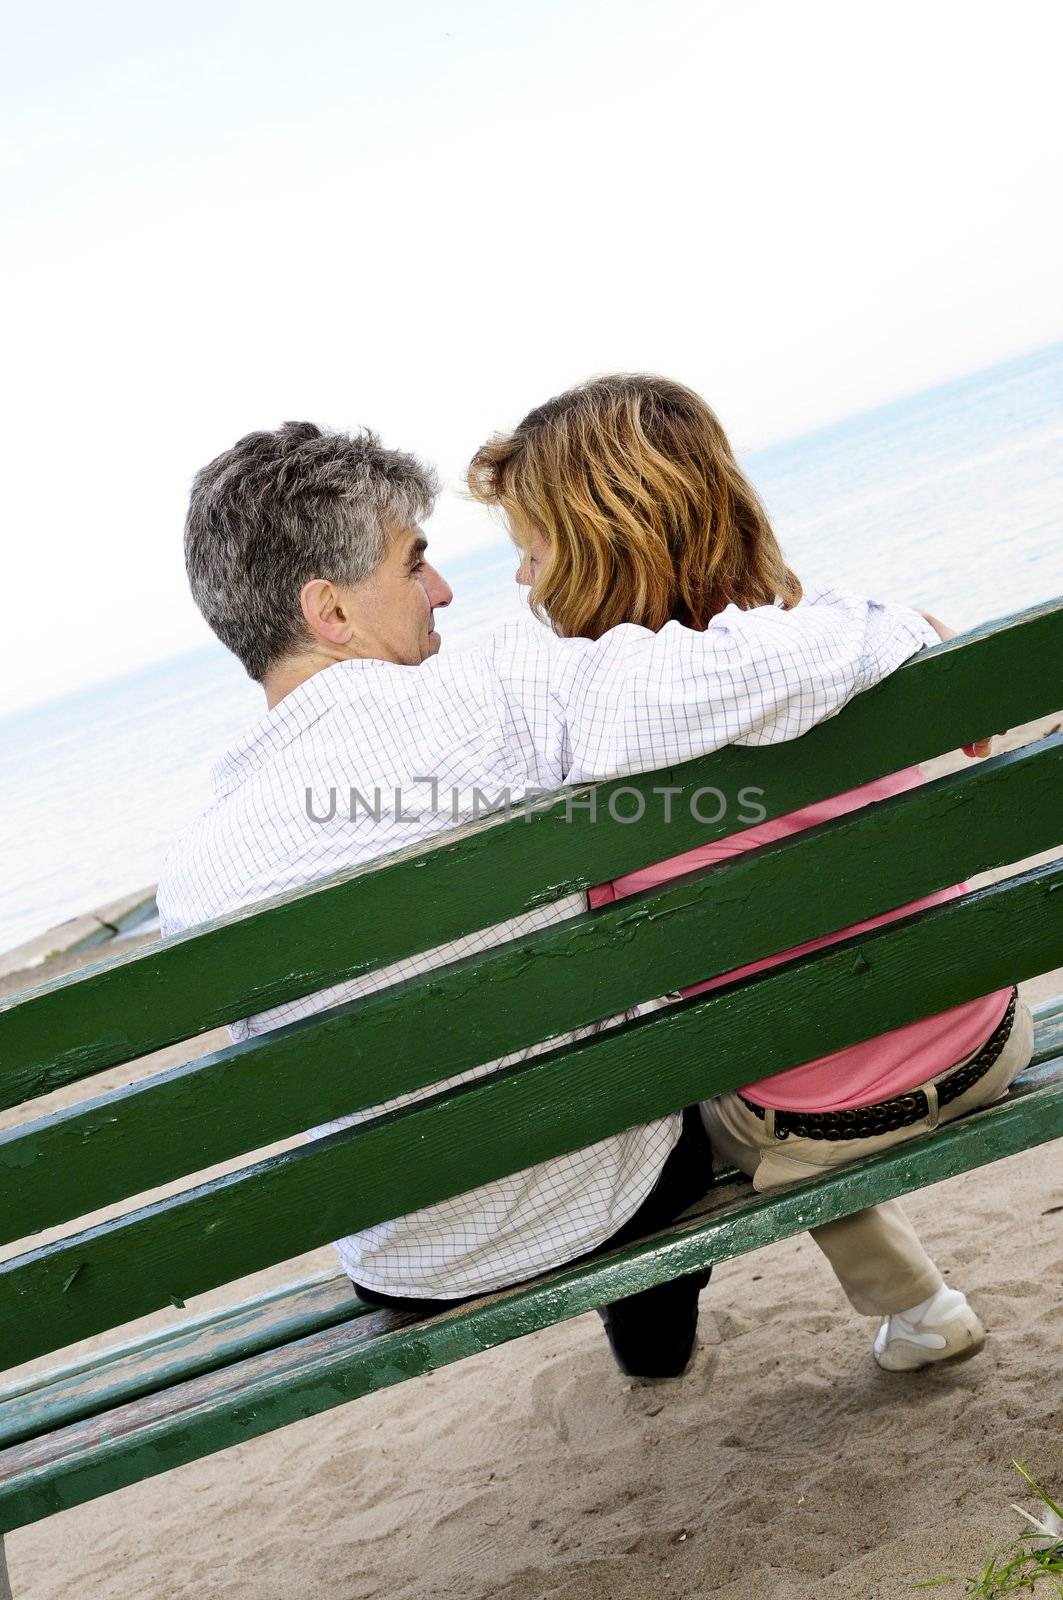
{"left": 873, "top": 1286, "right": 986, "bottom": 1372}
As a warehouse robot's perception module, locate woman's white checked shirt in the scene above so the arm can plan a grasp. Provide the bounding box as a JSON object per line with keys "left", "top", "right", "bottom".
{"left": 158, "top": 591, "right": 937, "bottom": 1297}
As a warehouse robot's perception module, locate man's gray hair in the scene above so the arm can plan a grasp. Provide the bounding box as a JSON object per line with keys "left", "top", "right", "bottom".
{"left": 184, "top": 421, "right": 439, "bottom": 680}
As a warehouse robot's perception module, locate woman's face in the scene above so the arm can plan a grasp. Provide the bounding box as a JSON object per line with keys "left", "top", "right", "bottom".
{"left": 514, "top": 526, "right": 549, "bottom": 588}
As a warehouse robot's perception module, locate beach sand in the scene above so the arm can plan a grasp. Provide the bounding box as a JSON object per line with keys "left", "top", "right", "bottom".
{"left": 3, "top": 715, "right": 1062, "bottom": 1599}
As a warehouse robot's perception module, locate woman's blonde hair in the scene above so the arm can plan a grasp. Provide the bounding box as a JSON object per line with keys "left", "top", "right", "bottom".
{"left": 467, "top": 374, "right": 801, "bottom": 638}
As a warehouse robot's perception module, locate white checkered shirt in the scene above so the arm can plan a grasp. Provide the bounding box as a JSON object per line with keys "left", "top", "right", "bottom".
{"left": 158, "top": 589, "right": 936, "bottom": 1296}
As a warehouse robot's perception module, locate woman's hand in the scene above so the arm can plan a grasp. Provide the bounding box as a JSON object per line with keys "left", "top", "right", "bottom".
{"left": 916, "top": 609, "right": 955, "bottom": 643}
{"left": 916, "top": 609, "right": 997, "bottom": 758}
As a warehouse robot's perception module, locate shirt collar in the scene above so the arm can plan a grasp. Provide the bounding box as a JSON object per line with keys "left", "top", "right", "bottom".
{"left": 209, "top": 658, "right": 381, "bottom": 800}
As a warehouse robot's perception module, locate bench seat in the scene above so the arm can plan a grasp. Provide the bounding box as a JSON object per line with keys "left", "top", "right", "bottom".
{"left": 1, "top": 603, "right": 1060, "bottom": 1598}
{"left": 2, "top": 997, "right": 1060, "bottom": 1536}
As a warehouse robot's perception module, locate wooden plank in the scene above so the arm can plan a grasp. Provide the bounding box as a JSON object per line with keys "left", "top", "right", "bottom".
{"left": 0, "top": 1275, "right": 365, "bottom": 1450}
{"left": 1, "top": 1050, "right": 1061, "bottom": 1532}
{"left": 7, "top": 997, "right": 1063, "bottom": 1452}
{"left": 14, "top": 985, "right": 1060, "bottom": 1446}
{"left": 1031, "top": 994, "right": 1063, "bottom": 1063}
{"left": 0, "top": 858, "right": 1060, "bottom": 1371}
{"left": 2, "top": 598, "right": 1060, "bottom": 1108}
{"left": 4, "top": 736, "right": 1061, "bottom": 1244}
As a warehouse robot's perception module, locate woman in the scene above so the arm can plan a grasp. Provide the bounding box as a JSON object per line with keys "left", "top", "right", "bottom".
{"left": 467, "top": 374, "right": 1034, "bottom": 1374}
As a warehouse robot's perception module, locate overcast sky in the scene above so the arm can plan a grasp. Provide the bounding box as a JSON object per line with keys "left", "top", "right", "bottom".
{"left": 2, "top": 0, "right": 1061, "bottom": 717}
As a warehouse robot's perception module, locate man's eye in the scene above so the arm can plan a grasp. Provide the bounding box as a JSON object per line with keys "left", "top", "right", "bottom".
{"left": 411, "top": 560, "right": 425, "bottom": 575}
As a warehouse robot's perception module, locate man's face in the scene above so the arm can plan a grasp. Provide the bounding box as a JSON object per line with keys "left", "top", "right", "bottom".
{"left": 352, "top": 525, "right": 454, "bottom": 665}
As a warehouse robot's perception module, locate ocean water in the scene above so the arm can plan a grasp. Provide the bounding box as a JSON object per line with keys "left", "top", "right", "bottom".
{"left": 1, "top": 343, "right": 1060, "bottom": 956}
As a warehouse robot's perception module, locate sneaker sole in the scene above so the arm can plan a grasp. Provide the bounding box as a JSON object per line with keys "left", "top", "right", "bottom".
{"left": 874, "top": 1314, "right": 986, "bottom": 1373}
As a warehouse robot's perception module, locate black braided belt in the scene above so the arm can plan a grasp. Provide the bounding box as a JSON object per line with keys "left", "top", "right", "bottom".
{"left": 738, "top": 988, "right": 1018, "bottom": 1141}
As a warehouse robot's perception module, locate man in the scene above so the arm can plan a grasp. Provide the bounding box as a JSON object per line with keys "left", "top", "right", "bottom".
{"left": 158, "top": 420, "right": 939, "bottom": 1378}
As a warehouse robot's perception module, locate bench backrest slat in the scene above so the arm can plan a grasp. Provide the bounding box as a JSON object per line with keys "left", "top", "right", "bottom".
{"left": 2, "top": 855, "right": 1060, "bottom": 1372}
{"left": 2, "top": 735, "right": 1061, "bottom": 1248}
{"left": 2, "top": 598, "right": 1061, "bottom": 1109}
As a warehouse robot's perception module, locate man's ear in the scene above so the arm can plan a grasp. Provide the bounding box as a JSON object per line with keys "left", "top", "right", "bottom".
{"left": 300, "top": 578, "right": 356, "bottom": 646}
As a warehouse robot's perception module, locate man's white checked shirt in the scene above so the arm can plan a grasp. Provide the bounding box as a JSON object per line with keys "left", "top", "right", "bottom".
{"left": 158, "top": 590, "right": 937, "bottom": 1297}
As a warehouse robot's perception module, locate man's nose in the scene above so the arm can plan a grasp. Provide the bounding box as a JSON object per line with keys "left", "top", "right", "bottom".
{"left": 427, "top": 565, "right": 453, "bottom": 609}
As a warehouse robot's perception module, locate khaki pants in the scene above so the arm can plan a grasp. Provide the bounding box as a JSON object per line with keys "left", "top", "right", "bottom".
{"left": 701, "top": 998, "right": 1034, "bottom": 1315}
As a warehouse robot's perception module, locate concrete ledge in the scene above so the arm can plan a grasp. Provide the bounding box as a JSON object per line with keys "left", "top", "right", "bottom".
{"left": 92, "top": 889, "right": 159, "bottom": 938}
{"left": 0, "top": 889, "right": 158, "bottom": 983}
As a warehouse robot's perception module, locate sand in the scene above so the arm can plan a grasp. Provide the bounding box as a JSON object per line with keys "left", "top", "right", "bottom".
{"left": 3, "top": 715, "right": 1062, "bottom": 1599}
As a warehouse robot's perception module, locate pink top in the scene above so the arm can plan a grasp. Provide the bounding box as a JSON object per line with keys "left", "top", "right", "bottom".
{"left": 589, "top": 766, "right": 1011, "bottom": 1111}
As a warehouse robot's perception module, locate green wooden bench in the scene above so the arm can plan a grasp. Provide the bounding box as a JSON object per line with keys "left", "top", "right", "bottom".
{"left": 1, "top": 599, "right": 1062, "bottom": 1591}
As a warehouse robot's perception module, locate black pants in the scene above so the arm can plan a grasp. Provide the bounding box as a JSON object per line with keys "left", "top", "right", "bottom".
{"left": 352, "top": 1108, "right": 715, "bottom": 1379}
